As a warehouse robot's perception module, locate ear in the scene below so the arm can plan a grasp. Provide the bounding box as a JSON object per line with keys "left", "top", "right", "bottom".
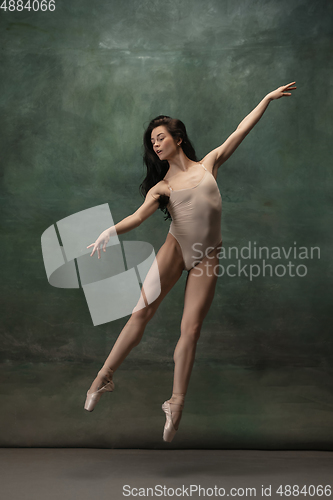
{"left": 177, "top": 138, "right": 183, "bottom": 146}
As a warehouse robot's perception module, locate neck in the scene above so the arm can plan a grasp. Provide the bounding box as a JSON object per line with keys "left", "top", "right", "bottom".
{"left": 166, "top": 150, "right": 196, "bottom": 176}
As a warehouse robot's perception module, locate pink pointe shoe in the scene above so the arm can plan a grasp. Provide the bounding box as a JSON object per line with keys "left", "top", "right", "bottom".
{"left": 84, "top": 369, "right": 114, "bottom": 412}
{"left": 162, "top": 398, "right": 184, "bottom": 442}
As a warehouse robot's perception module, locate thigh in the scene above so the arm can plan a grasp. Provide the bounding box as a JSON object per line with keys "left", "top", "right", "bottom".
{"left": 132, "top": 233, "right": 185, "bottom": 317}
{"left": 181, "top": 243, "right": 221, "bottom": 328}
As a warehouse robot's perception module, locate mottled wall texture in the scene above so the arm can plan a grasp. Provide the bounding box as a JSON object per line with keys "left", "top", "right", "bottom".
{"left": 1, "top": 0, "right": 332, "bottom": 449}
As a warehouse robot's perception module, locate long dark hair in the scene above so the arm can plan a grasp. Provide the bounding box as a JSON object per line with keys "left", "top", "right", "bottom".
{"left": 139, "top": 115, "right": 198, "bottom": 221}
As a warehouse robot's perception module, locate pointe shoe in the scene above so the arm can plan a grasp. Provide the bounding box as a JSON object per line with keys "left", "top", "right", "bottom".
{"left": 162, "top": 400, "right": 184, "bottom": 442}
{"left": 84, "top": 369, "right": 114, "bottom": 412}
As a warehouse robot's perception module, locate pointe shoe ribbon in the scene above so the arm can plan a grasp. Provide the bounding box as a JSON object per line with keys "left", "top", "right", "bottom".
{"left": 84, "top": 369, "right": 114, "bottom": 412}
{"left": 162, "top": 401, "right": 184, "bottom": 442}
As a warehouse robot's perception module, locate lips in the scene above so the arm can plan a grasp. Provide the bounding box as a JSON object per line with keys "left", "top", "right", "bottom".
{"left": 157, "top": 150, "right": 162, "bottom": 155}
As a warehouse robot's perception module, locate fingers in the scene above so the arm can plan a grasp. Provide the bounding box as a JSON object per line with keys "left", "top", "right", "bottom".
{"left": 281, "top": 81, "right": 296, "bottom": 97}
{"left": 92, "top": 245, "right": 100, "bottom": 258}
{"left": 87, "top": 237, "right": 109, "bottom": 258}
{"left": 88, "top": 243, "right": 99, "bottom": 257}
{"left": 87, "top": 243, "right": 98, "bottom": 257}
{"left": 284, "top": 82, "right": 297, "bottom": 90}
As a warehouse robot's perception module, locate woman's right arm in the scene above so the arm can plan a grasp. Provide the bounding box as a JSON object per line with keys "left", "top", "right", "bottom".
{"left": 87, "top": 182, "right": 168, "bottom": 258}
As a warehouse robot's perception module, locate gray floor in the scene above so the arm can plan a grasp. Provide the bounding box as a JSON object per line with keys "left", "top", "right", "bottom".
{"left": 0, "top": 449, "right": 332, "bottom": 500}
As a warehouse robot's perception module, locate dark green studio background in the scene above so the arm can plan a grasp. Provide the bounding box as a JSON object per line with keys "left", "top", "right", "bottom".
{"left": 1, "top": 0, "right": 332, "bottom": 449}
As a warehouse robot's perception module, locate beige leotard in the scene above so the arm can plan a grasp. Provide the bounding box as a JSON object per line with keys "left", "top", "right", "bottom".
{"left": 166, "top": 164, "right": 222, "bottom": 272}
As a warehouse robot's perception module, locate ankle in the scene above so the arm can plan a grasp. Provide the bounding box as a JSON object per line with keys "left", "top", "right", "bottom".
{"left": 167, "top": 392, "right": 185, "bottom": 409}
{"left": 98, "top": 366, "right": 114, "bottom": 383}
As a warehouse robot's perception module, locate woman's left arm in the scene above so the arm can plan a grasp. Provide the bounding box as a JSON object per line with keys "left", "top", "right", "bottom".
{"left": 203, "top": 81, "right": 297, "bottom": 171}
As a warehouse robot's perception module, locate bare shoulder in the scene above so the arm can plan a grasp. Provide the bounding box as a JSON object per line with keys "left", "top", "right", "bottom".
{"left": 147, "top": 179, "right": 170, "bottom": 201}
{"left": 200, "top": 151, "right": 219, "bottom": 179}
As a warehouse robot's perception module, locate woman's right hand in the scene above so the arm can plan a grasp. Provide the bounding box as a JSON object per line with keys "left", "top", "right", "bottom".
{"left": 87, "top": 228, "right": 113, "bottom": 259}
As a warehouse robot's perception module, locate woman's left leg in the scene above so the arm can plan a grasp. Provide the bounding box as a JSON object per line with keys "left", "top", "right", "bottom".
{"left": 167, "top": 243, "right": 222, "bottom": 430}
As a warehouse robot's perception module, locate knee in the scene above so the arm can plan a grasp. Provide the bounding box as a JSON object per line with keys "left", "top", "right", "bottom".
{"left": 128, "top": 305, "right": 157, "bottom": 348}
{"left": 180, "top": 319, "right": 202, "bottom": 344}
{"left": 130, "top": 303, "right": 157, "bottom": 326}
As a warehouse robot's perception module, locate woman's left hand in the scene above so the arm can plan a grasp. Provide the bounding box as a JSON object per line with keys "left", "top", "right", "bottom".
{"left": 267, "top": 81, "right": 297, "bottom": 100}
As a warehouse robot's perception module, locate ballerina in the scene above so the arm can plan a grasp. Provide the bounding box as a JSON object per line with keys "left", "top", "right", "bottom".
{"left": 84, "top": 82, "right": 297, "bottom": 442}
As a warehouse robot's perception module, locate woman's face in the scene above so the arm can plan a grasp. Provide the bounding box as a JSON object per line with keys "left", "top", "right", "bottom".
{"left": 151, "top": 126, "right": 180, "bottom": 161}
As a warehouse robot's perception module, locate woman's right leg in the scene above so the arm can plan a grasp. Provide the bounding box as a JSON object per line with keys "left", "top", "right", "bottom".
{"left": 87, "top": 233, "right": 185, "bottom": 393}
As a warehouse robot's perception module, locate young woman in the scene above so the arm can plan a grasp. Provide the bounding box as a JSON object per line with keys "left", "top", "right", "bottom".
{"left": 84, "top": 82, "right": 297, "bottom": 442}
